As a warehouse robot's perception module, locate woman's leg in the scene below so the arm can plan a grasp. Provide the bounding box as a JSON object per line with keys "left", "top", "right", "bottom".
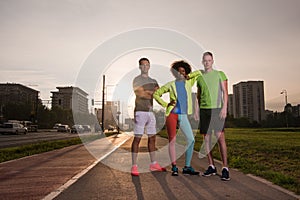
{"left": 178, "top": 114, "right": 195, "bottom": 167}
{"left": 166, "top": 113, "right": 178, "bottom": 165}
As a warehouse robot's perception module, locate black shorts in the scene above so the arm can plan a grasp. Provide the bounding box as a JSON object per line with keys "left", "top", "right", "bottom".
{"left": 199, "top": 108, "right": 225, "bottom": 134}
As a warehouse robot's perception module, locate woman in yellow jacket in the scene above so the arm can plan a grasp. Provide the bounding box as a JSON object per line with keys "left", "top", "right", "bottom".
{"left": 153, "top": 60, "right": 202, "bottom": 176}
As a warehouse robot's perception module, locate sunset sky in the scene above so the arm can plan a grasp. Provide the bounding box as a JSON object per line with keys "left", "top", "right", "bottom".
{"left": 1, "top": 0, "right": 299, "bottom": 113}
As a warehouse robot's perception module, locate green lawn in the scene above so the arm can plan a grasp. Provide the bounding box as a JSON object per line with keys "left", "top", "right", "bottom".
{"left": 0, "top": 138, "right": 82, "bottom": 163}
{"left": 159, "top": 128, "right": 300, "bottom": 195}
{"left": 0, "top": 133, "right": 110, "bottom": 163}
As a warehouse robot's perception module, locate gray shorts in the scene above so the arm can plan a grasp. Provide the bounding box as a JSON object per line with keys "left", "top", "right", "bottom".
{"left": 134, "top": 111, "right": 157, "bottom": 135}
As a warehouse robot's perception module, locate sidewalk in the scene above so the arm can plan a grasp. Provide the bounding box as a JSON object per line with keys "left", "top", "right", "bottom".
{"left": 0, "top": 132, "right": 298, "bottom": 200}
{"left": 0, "top": 133, "right": 130, "bottom": 200}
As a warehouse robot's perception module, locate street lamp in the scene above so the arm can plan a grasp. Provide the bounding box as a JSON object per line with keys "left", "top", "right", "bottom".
{"left": 280, "top": 89, "right": 288, "bottom": 106}
{"left": 280, "top": 89, "right": 288, "bottom": 128}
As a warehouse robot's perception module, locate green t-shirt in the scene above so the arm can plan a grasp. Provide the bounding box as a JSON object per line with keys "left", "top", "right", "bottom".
{"left": 197, "top": 70, "right": 227, "bottom": 109}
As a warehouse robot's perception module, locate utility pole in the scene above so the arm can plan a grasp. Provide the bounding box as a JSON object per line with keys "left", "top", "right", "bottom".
{"left": 117, "top": 100, "right": 121, "bottom": 135}
{"left": 101, "top": 75, "right": 105, "bottom": 132}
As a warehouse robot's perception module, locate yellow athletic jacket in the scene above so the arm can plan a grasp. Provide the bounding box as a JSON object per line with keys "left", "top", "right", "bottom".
{"left": 153, "top": 70, "right": 202, "bottom": 116}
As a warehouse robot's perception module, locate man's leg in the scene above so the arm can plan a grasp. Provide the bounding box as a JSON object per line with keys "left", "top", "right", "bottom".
{"left": 199, "top": 109, "right": 214, "bottom": 166}
{"left": 204, "top": 133, "right": 214, "bottom": 166}
{"left": 202, "top": 133, "right": 218, "bottom": 176}
{"left": 215, "top": 131, "right": 228, "bottom": 167}
{"left": 148, "top": 134, "right": 156, "bottom": 163}
{"left": 131, "top": 136, "right": 142, "bottom": 165}
{"left": 131, "top": 135, "right": 142, "bottom": 176}
{"left": 147, "top": 112, "right": 166, "bottom": 172}
{"left": 146, "top": 112, "right": 158, "bottom": 163}
{"left": 132, "top": 111, "right": 146, "bottom": 165}
{"left": 215, "top": 131, "right": 230, "bottom": 180}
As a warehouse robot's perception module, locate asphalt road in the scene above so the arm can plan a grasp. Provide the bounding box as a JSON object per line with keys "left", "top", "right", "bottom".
{"left": 53, "top": 134, "right": 299, "bottom": 200}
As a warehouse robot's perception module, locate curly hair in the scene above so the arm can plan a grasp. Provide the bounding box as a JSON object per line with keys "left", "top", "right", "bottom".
{"left": 171, "top": 60, "right": 192, "bottom": 78}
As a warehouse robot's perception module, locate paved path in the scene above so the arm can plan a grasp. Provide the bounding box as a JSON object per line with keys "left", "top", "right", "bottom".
{"left": 0, "top": 132, "right": 298, "bottom": 200}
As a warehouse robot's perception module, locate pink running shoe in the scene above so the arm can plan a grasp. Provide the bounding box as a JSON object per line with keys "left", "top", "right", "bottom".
{"left": 149, "top": 162, "right": 167, "bottom": 172}
{"left": 131, "top": 165, "right": 139, "bottom": 176}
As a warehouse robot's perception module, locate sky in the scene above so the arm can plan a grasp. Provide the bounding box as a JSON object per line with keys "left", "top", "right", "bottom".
{"left": 0, "top": 0, "right": 300, "bottom": 113}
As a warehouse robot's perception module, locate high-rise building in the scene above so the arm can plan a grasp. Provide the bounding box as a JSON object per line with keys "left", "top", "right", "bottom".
{"left": 233, "top": 81, "right": 265, "bottom": 122}
{"left": 51, "top": 86, "right": 88, "bottom": 113}
{"left": 228, "top": 94, "right": 234, "bottom": 116}
{"left": 0, "top": 83, "right": 39, "bottom": 105}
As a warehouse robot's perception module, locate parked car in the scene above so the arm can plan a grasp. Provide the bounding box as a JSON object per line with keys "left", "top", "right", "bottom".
{"left": 0, "top": 122, "right": 28, "bottom": 134}
{"left": 27, "top": 125, "right": 38, "bottom": 132}
{"left": 107, "top": 125, "right": 115, "bottom": 131}
{"left": 53, "top": 123, "right": 62, "bottom": 129}
{"left": 71, "top": 125, "right": 84, "bottom": 133}
{"left": 57, "top": 125, "right": 70, "bottom": 132}
{"left": 20, "top": 121, "right": 38, "bottom": 132}
{"left": 82, "top": 125, "right": 91, "bottom": 132}
{"left": 8, "top": 120, "right": 38, "bottom": 132}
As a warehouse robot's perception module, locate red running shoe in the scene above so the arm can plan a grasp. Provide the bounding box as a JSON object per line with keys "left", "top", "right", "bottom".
{"left": 131, "top": 165, "right": 139, "bottom": 176}
{"left": 149, "top": 162, "right": 166, "bottom": 172}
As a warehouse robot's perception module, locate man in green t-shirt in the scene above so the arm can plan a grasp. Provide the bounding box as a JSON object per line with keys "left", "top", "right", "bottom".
{"left": 197, "top": 51, "right": 230, "bottom": 181}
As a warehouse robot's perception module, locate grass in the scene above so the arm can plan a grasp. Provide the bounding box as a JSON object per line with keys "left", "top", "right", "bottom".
{"left": 159, "top": 128, "right": 300, "bottom": 195}
{"left": 0, "top": 132, "right": 118, "bottom": 163}
{"left": 0, "top": 138, "right": 82, "bottom": 163}
{"left": 223, "top": 128, "right": 300, "bottom": 195}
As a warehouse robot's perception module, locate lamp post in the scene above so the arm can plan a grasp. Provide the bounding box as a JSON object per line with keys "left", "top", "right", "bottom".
{"left": 101, "top": 75, "right": 105, "bottom": 132}
{"left": 117, "top": 111, "right": 121, "bottom": 135}
{"left": 280, "top": 89, "right": 288, "bottom": 128}
{"left": 101, "top": 76, "right": 118, "bottom": 132}
{"left": 280, "top": 89, "right": 288, "bottom": 106}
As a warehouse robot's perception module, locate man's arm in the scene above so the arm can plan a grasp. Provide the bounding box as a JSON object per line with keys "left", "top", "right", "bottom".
{"left": 197, "top": 87, "right": 201, "bottom": 105}
{"left": 134, "top": 86, "right": 153, "bottom": 99}
{"left": 220, "top": 80, "right": 228, "bottom": 119}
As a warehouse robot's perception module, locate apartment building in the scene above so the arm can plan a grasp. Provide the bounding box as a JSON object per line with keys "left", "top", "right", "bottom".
{"left": 233, "top": 81, "right": 265, "bottom": 122}
{"left": 51, "top": 86, "right": 88, "bottom": 113}
{"left": 0, "top": 83, "right": 39, "bottom": 121}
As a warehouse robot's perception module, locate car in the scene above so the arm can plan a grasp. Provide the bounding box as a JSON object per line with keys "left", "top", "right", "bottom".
{"left": 28, "top": 125, "right": 38, "bottom": 132}
{"left": 71, "top": 125, "right": 84, "bottom": 133}
{"left": 57, "top": 125, "right": 70, "bottom": 132}
{"left": 82, "top": 125, "right": 91, "bottom": 132}
{"left": 107, "top": 125, "right": 115, "bottom": 131}
{"left": 0, "top": 122, "right": 28, "bottom": 134}
{"left": 94, "top": 123, "right": 102, "bottom": 133}
{"left": 53, "top": 123, "right": 62, "bottom": 129}
{"left": 21, "top": 121, "right": 38, "bottom": 132}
